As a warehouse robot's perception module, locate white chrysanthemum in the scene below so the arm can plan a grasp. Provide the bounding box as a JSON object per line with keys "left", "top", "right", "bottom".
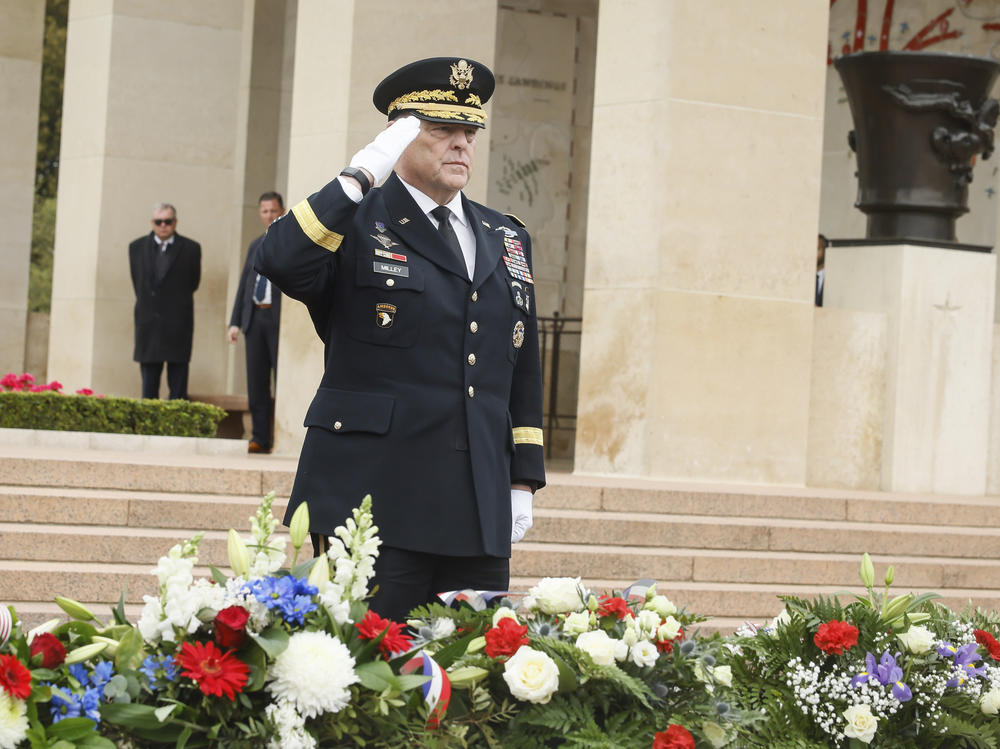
{"left": 267, "top": 631, "right": 359, "bottom": 718}
{"left": 0, "top": 692, "right": 28, "bottom": 749}
{"left": 527, "top": 577, "right": 585, "bottom": 615}
{"left": 629, "top": 639, "right": 659, "bottom": 668}
{"left": 265, "top": 699, "right": 316, "bottom": 749}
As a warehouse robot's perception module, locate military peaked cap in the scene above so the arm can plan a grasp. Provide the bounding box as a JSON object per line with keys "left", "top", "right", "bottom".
{"left": 373, "top": 56, "right": 495, "bottom": 128}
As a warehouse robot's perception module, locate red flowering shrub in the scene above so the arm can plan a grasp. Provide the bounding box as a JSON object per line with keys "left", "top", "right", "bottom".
{"left": 597, "top": 595, "right": 629, "bottom": 620}
{"left": 214, "top": 606, "right": 250, "bottom": 650}
{"left": 30, "top": 632, "right": 67, "bottom": 668}
{"left": 355, "top": 610, "right": 413, "bottom": 658}
{"left": 814, "top": 620, "right": 859, "bottom": 655}
{"left": 975, "top": 629, "right": 1000, "bottom": 661}
{"left": 0, "top": 654, "right": 32, "bottom": 699}
{"left": 652, "top": 724, "right": 696, "bottom": 749}
{"left": 177, "top": 641, "right": 249, "bottom": 700}
{"left": 484, "top": 617, "right": 530, "bottom": 659}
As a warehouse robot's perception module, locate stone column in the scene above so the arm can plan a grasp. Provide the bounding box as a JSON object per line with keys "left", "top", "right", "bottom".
{"left": 48, "top": 2, "right": 251, "bottom": 396}
{"left": 0, "top": 1, "right": 45, "bottom": 373}
{"left": 273, "top": 0, "right": 498, "bottom": 454}
{"left": 826, "top": 245, "right": 996, "bottom": 495}
{"left": 574, "top": 2, "right": 829, "bottom": 483}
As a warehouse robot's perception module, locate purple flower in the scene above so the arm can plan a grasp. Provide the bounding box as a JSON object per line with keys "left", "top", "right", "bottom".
{"left": 941, "top": 641, "right": 987, "bottom": 687}
{"left": 851, "top": 651, "right": 912, "bottom": 702}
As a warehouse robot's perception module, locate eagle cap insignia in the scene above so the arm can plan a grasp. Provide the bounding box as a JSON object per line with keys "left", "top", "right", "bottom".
{"left": 512, "top": 320, "right": 525, "bottom": 349}
{"left": 450, "top": 60, "right": 474, "bottom": 90}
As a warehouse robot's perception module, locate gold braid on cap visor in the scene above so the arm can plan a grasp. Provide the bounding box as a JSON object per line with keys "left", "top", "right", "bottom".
{"left": 387, "top": 89, "right": 487, "bottom": 124}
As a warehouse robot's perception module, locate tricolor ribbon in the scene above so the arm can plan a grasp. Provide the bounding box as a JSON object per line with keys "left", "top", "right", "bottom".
{"left": 437, "top": 589, "right": 513, "bottom": 611}
{"left": 623, "top": 578, "right": 657, "bottom": 601}
{"left": 401, "top": 651, "right": 451, "bottom": 728}
{"left": 0, "top": 604, "right": 11, "bottom": 648}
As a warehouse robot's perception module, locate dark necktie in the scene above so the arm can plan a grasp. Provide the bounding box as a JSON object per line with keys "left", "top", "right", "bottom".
{"left": 431, "top": 205, "right": 463, "bottom": 263}
{"left": 253, "top": 273, "right": 268, "bottom": 304}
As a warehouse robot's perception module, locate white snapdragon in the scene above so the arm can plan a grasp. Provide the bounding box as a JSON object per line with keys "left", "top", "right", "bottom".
{"left": 527, "top": 577, "right": 586, "bottom": 615}
{"left": 326, "top": 496, "right": 381, "bottom": 603}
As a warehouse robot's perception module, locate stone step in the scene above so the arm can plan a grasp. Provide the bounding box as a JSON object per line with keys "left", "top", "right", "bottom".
{"left": 510, "top": 543, "right": 1000, "bottom": 589}
{"left": 0, "top": 486, "right": 288, "bottom": 530}
{"left": 530, "top": 508, "right": 1000, "bottom": 559}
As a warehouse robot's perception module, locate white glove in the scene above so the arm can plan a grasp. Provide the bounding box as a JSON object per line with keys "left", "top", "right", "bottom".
{"left": 349, "top": 115, "right": 422, "bottom": 185}
{"left": 511, "top": 489, "right": 533, "bottom": 544}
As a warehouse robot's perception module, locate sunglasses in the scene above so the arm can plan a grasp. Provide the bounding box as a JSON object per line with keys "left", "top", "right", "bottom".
{"left": 153, "top": 218, "right": 175, "bottom": 226}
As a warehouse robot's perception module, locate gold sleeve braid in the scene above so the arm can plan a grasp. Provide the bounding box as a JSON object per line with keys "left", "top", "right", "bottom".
{"left": 291, "top": 199, "right": 343, "bottom": 253}
{"left": 512, "top": 427, "right": 543, "bottom": 446}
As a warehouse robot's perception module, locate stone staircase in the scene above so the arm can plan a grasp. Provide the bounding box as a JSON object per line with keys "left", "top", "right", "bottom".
{"left": 2, "top": 444, "right": 1000, "bottom": 631}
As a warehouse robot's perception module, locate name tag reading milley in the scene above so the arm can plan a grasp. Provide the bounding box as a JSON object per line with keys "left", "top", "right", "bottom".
{"left": 373, "top": 261, "right": 409, "bottom": 278}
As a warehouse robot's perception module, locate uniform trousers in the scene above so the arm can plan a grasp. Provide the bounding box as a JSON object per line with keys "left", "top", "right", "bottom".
{"left": 245, "top": 305, "right": 279, "bottom": 448}
{"left": 140, "top": 361, "right": 189, "bottom": 400}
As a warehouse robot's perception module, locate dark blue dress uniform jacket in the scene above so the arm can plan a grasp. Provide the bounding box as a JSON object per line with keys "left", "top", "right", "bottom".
{"left": 257, "top": 172, "right": 546, "bottom": 558}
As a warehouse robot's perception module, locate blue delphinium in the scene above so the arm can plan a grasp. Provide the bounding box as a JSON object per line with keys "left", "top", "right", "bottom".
{"left": 246, "top": 575, "right": 317, "bottom": 626}
{"left": 139, "top": 654, "right": 178, "bottom": 690}
{"left": 50, "top": 659, "right": 116, "bottom": 728}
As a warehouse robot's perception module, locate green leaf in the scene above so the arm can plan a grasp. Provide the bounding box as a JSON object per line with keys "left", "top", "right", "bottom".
{"left": 248, "top": 625, "right": 290, "bottom": 658}
{"left": 356, "top": 660, "right": 396, "bottom": 692}
{"left": 114, "top": 627, "right": 146, "bottom": 672}
{"left": 113, "top": 587, "right": 128, "bottom": 626}
{"left": 396, "top": 673, "right": 432, "bottom": 692}
{"left": 429, "top": 631, "right": 478, "bottom": 669}
{"left": 209, "top": 564, "right": 229, "bottom": 586}
{"left": 47, "top": 717, "right": 101, "bottom": 741}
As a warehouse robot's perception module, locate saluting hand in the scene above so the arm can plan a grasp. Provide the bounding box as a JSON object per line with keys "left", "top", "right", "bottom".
{"left": 348, "top": 115, "right": 422, "bottom": 187}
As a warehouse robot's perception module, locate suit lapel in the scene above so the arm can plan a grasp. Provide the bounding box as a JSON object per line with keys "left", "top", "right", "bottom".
{"left": 159, "top": 236, "right": 182, "bottom": 282}
{"left": 465, "top": 200, "right": 505, "bottom": 292}
{"left": 381, "top": 173, "right": 469, "bottom": 280}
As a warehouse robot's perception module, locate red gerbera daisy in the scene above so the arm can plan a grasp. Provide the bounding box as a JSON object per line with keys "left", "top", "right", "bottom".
{"left": 176, "top": 641, "right": 249, "bottom": 700}
{"left": 0, "top": 654, "right": 32, "bottom": 699}
{"left": 355, "top": 610, "right": 413, "bottom": 658}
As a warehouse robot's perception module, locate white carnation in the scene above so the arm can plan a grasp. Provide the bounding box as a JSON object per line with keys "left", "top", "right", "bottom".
{"left": 982, "top": 688, "right": 1000, "bottom": 715}
{"left": 629, "top": 639, "right": 659, "bottom": 668}
{"left": 267, "top": 631, "right": 359, "bottom": 718}
{"left": 0, "top": 692, "right": 28, "bottom": 749}
{"left": 502, "top": 646, "right": 560, "bottom": 704}
{"left": 897, "top": 624, "right": 935, "bottom": 655}
{"left": 843, "top": 704, "right": 878, "bottom": 744}
{"left": 528, "top": 577, "right": 585, "bottom": 615}
{"left": 265, "top": 699, "right": 316, "bottom": 749}
{"left": 575, "top": 629, "right": 620, "bottom": 666}
{"left": 563, "top": 611, "right": 591, "bottom": 636}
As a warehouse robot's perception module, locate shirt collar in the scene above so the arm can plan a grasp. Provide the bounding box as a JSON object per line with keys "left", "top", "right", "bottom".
{"left": 154, "top": 235, "right": 175, "bottom": 248}
{"left": 397, "top": 176, "right": 467, "bottom": 227}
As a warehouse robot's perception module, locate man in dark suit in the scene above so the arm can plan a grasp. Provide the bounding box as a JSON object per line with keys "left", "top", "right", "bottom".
{"left": 258, "top": 57, "right": 546, "bottom": 622}
{"left": 128, "top": 203, "right": 201, "bottom": 400}
{"left": 228, "top": 192, "right": 285, "bottom": 454}
{"left": 816, "top": 233, "right": 829, "bottom": 307}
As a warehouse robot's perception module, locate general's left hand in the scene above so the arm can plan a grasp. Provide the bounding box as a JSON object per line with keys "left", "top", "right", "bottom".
{"left": 511, "top": 488, "right": 533, "bottom": 543}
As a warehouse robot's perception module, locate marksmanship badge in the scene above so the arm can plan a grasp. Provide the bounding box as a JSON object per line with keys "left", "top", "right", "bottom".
{"left": 376, "top": 303, "right": 396, "bottom": 328}
{"left": 450, "top": 60, "right": 474, "bottom": 90}
{"left": 512, "top": 320, "right": 525, "bottom": 349}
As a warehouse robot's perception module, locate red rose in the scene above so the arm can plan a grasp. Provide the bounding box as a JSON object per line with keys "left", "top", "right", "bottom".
{"left": 484, "top": 617, "right": 530, "bottom": 659}
{"left": 652, "top": 724, "right": 695, "bottom": 749}
{"left": 30, "top": 633, "right": 67, "bottom": 668}
{"left": 814, "top": 620, "right": 859, "bottom": 654}
{"left": 214, "top": 606, "right": 250, "bottom": 650}
{"left": 597, "top": 595, "right": 629, "bottom": 620}
{"left": 975, "top": 629, "right": 1000, "bottom": 661}
{"left": 355, "top": 610, "right": 413, "bottom": 658}
{"left": 0, "top": 654, "right": 32, "bottom": 700}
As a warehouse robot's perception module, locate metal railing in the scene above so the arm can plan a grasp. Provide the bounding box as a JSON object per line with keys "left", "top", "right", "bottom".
{"left": 537, "top": 313, "right": 582, "bottom": 459}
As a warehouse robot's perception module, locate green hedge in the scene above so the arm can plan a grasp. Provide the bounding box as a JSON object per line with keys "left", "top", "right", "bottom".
{"left": 0, "top": 391, "right": 226, "bottom": 437}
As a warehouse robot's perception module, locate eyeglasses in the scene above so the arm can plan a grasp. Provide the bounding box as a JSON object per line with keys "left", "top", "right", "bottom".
{"left": 153, "top": 218, "right": 175, "bottom": 226}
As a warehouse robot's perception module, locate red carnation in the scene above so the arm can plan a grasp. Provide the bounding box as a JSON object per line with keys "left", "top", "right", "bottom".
{"left": 652, "top": 724, "right": 696, "bottom": 749}
{"left": 0, "top": 654, "right": 32, "bottom": 700}
{"left": 814, "top": 620, "right": 859, "bottom": 655}
{"left": 214, "top": 606, "right": 250, "bottom": 650}
{"left": 176, "top": 641, "right": 249, "bottom": 700}
{"left": 484, "top": 617, "right": 530, "bottom": 659}
{"left": 355, "top": 610, "right": 413, "bottom": 658}
{"left": 597, "top": 595, "right": 629, "bottom": 620}
{"left": 975, "top": 629, "right": 1000, "bottom": 661}
{"left": 30, "top": 633, "right": 67, "bottom": 669}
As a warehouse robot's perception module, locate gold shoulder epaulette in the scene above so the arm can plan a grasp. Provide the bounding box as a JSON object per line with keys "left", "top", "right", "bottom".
{"left": 504, "top": 213, "right": 526, "bottom": 228}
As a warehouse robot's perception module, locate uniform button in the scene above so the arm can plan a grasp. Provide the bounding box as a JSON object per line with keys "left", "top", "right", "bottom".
{"left": 471, "top": 291, "right": 479, "bottom": 302}
{"left": 468, "top": 386, "right": 475, "bottom": 398}
{"left": 468, "top": 353, "right": 476, "bottom": 365}
{"left": 385, "top": 278, "right": 395, "bottom": 287}
{"left": 469, "top": 321, "right": 479, "bottom": 333}
{"left": 333, "top": 421, "right": 342, "bottom": 430}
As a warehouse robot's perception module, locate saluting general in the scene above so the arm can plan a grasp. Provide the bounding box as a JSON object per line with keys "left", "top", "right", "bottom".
{"left": 257, "top": 57, "right": 546, "bottom": 622}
